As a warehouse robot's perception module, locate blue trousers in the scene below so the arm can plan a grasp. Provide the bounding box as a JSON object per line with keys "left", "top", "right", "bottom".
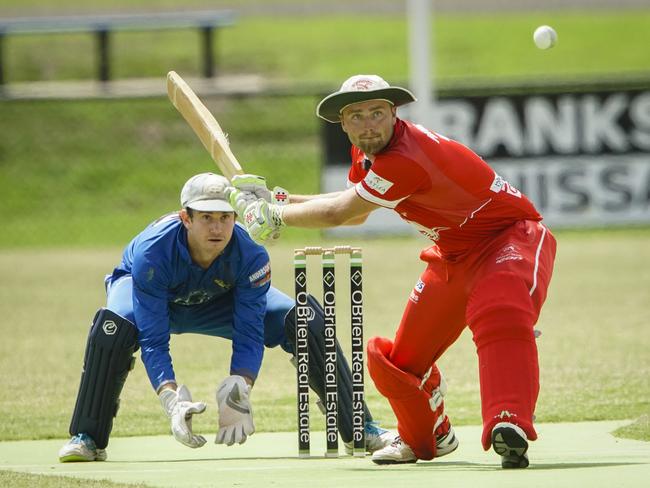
{"left": 105, "top": 275, "right": 295, "bottom": 353}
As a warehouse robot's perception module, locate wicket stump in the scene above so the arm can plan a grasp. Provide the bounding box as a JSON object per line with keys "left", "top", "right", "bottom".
{"left": 293, "top": 246, "right": 365, "bottom": 458}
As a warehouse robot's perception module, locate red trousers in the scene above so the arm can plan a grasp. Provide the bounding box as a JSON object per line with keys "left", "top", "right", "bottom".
{"left": 367, "top": 220, "right": 556, "bottom": 459}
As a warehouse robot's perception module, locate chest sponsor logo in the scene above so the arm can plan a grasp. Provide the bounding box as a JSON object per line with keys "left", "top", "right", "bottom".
{"left": 173, "top": 290, "right": 213, "bottom": 306}
{"left": 214, "top": 278, "right": 232, "bottom": 290}
{"left": 364, "top": 170, "right": 394, "bottom": 195}
{"left": 405, "top": 219, "right": 450, "bottom": 242}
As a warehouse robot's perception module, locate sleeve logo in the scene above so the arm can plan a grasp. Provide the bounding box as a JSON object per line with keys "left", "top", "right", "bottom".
{"left": 249, "top": 262, "right": 271, "bottom": 288}
{"left": 364, "top": 170, "right": 394, "bottom": 195}
{"left": 490, "top": 172, "right": 521, "bottom": 198}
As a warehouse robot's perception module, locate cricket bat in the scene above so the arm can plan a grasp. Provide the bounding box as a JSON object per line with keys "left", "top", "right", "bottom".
{"left": 166, "top": 71, "right": 244, "bottom": 181}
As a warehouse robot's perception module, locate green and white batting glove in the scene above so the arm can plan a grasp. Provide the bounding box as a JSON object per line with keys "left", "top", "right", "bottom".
{"left": 271, "top": 186, "right": 289, "bottom": 206}
{"left": 158, "top": 385, "right": 207, "bottom": 448}
{"left": 215, "top": 375, "right": 255, "bottom": 446}
{"left": 231, "top": 174, "right": 271, "bottom": 206}
{"left": 228, "top": 187, "right": 253, "bottom": 215}
{"left": 231, "top": 174, "right": 289, "bottom": 207}
{"left": 241, "top": 198, "right": 285, "bottom": 243}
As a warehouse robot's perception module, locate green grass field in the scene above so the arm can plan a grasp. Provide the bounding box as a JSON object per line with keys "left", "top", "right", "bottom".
{"left": 1, "top": 230, "right": 648, "bottom": 443}
{"left": 0, "top": 230, "right": 649, "bottom": 487}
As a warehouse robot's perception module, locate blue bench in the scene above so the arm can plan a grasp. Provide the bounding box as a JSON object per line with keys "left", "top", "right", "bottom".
{"left": 0, "top": 10, "right": 236, "bottom": 84}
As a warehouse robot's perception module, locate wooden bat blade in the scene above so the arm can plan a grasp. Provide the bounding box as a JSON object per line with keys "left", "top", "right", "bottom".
{"left": 167, "top": 71, "right": 244, "bottom": 180}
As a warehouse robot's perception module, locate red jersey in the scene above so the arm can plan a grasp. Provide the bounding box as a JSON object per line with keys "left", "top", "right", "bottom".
{"left": 349, "top": 118, "right": 542, "bottom": 259}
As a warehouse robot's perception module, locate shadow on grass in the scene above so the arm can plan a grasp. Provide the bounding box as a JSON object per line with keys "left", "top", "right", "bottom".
{"left": 346, "top": 460, "right": 649, "bottom": 471}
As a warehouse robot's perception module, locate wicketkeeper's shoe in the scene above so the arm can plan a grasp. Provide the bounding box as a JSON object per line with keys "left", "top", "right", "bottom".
{"left": 491, "top": 422, "right": 529, "bottom": 469}
{"left": 344, "top": 421, "right": 397, "bottom": 455}
{"left": 58, "top": 433, "right": 107, "bottom": 463}
{"left": 371, "top": 416, "right": 459, "bottom": 465}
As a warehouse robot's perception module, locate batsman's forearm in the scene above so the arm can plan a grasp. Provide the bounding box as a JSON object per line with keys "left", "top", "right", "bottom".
{"left": 281, "top": 187, "right": 377, "bottom": 228}
{"left": 281, "top": 199, "right": 356, "bottom": 228}
{"left": 288, "top": 192, "right": 344, "bottom": 204}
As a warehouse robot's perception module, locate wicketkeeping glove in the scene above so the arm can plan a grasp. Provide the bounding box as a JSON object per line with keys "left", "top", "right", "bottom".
{"left": 158, "top": 385, "right": 207, "bottom": 448}
{"left": 215, "top": 375, "right": 255, "bottom": 446}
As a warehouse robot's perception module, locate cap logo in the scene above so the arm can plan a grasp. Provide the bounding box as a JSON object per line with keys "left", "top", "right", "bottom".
{"left": 351, "top": 79, "right": 375, "bottom": 91}
{"left": 205, "top": 183, "right": 222, "bottom": 196}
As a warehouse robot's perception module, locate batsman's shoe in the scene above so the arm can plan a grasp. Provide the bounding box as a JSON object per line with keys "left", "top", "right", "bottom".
{"left": 58, "top": 433, "right": 107, "bottom": 463}
{"left": 371, "top": 417, "right": 459, "bottom": 464}
{"left": 371, "top": 436, "right": 417, "bottom": 464}
{"left": 344, "top": 421, "right": 397, "bottom": 455}
{"left": 434, "top": 415, "right": 459, "bottom": 458}
{"left": 491, "top": 422, "right": 529, "bottom": 469}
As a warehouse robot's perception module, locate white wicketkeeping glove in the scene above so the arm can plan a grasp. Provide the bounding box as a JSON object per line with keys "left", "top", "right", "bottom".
{"left": 158, "top": 385, "right": 207, "bottom": 448}
{"left": 215, "top": 375, "right": 255, "bottom": 446}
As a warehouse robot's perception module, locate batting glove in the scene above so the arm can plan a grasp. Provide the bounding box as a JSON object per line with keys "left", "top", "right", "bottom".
{"left": 215, "top": 375, "right": 255, "bottom": 446}
{"left": 231, "top": 174, "right": 289, "bottom": 207}
{"left": 158, "top": 385, "right": 207, "bottom": 449}
{"left": 240, "top": 198, "right": 285, "bottom": 243}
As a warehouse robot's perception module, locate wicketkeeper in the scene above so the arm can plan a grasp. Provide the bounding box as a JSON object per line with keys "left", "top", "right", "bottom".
{"left": 229, "top": 75, "right": 557, "bottom": 468}
{"left": 58, "top": 172, "right": 395, "bottom": 462}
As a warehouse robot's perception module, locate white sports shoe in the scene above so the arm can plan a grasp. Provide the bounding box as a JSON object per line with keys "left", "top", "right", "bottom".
{"left": 434, "top": 415, "right": 460, "bottom": 457}
{"left": 371, "top": 436, "right": 417, "bottom": 464}
{"left": 344, "top": 421, "right": 397, "bottom": 455}
{"left": 491, "top": 422, "right": 529, "bottom": 469}
{"left": 58, "top": 433, "right": 107, "bottom": 462}
{"left": 371, "top": 417, "right": 459, "bottom": 465}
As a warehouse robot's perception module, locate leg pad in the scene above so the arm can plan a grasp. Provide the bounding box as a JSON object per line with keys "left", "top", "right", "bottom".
{"left": 69, "top": 309, "right": 138, "bottom": 449}
{"left": 367, "top": 336, "right": 442, "bottom": 460}
{"left": 467, "top": 272, "right": 539, "bottom": 450}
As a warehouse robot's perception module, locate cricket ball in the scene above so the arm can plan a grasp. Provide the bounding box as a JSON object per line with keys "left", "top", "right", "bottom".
{"left": 533, "top": 25, "right": 558, "bottom": 50}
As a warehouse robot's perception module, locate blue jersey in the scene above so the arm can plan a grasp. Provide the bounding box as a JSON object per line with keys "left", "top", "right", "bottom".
{"left": 109, "top": 212, "right": 271, "bottom": 390}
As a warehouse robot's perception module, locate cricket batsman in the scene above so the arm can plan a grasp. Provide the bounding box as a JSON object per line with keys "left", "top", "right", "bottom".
{"left": 229, "top": 75, "right": 557, "bottom": 468}
{"left": 58, "top": 172, "right": 395, "bottom": 462}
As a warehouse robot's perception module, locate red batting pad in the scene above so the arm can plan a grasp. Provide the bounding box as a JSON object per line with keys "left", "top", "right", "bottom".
{"left": 367, "top": 336, "right": 446, "bottom": 460}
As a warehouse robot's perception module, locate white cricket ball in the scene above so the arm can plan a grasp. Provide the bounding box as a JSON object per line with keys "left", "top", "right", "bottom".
{"left": 533, "top": 25, "right": 558, "bottom": 50}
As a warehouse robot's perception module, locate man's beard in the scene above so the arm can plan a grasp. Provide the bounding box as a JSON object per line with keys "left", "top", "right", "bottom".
{"left": 356, "top": 137, "right": 388, "bottom": 155}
